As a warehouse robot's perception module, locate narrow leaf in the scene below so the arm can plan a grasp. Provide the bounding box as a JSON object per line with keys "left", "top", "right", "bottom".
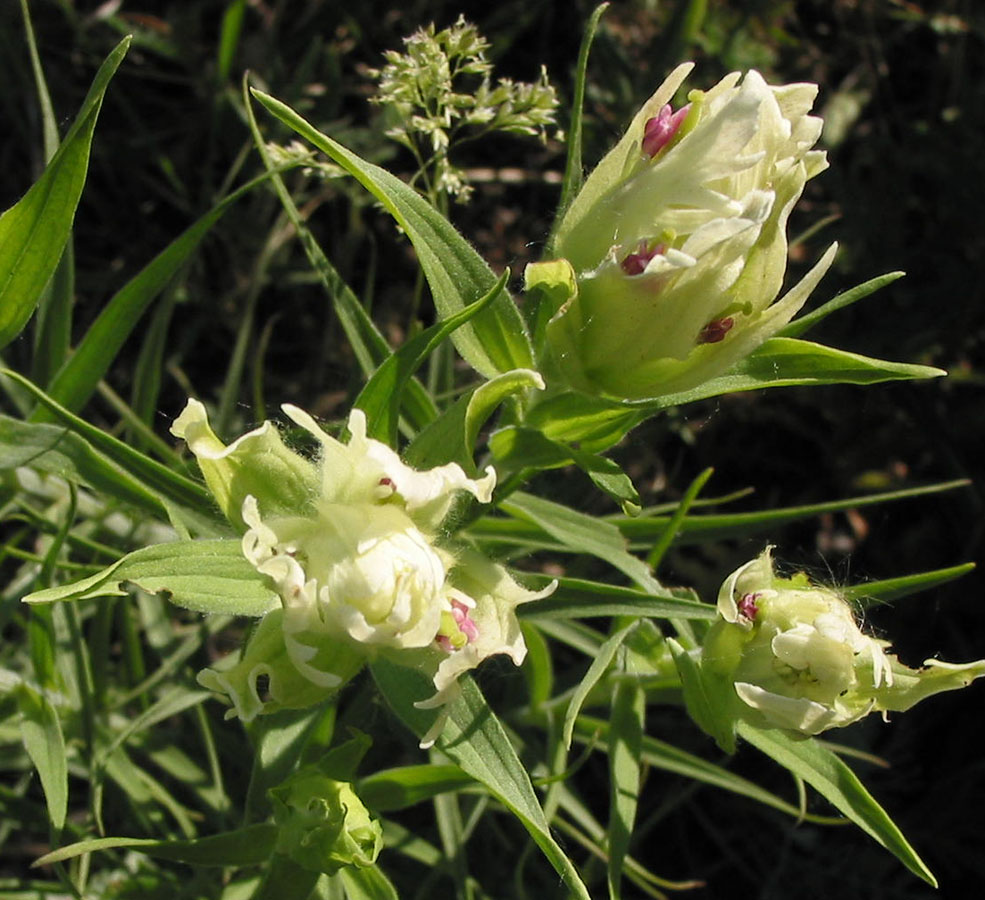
{"left": 779, "top": 272, "right": 905, "bottom": 339}
{"left": 563, "top": 622, "right": 636, "bottom": 750}
{"left": 355, "top": 270, "right": 509, "bottom": 444}
{"left": 358, "top": 765, "right": 476, "bottom": 812}
{"left": 371, "top": 660, "right": 592, "bottom": 900}
{"left": 526, "top": 392, "right": 645, "bottom": 454}
{"left": 20, "top": 0, "right": 75, "bottom": 386}
{"left": 0, "top": 38, "right": 130, "bottom": 350}
{"left": 607, "top": 672, "right": 644, "bottom": 900}
{"left": 252, "top": 89, "right": 534, "bottom": 378}
{"left": 243, "top": 75, "right": 437, "bottom": 434}
{"left": 737, "top": 721, "right": 937, "bottom": 886}
{"left": 844, "top": 562, "right": 975, "bottom": 606}
{"left": 32, "top": 823, "right": 278, "bottom": 868}
{"left": 519, "top": 575, "right": 716, "bottom": 622}
{"left": 404, "top": 368, "right": 544, "bottom": 472}
{"left": 647, "top": 337, "right": 945, "bottom": 409}
{"left": 500, "top": 493, "right": 660, "bottom": 591}
{"left": 490, "top": 427, "right": 641, "bottom": 513}
{"left": 0, "top": 414, "right": 166, "bottom": 517}
{"left": 573, "top": 716, "right": 843, "bottom": 825}
{"left": 668, "top": 637, "right": 737, "bottom": 753}
{"left": 16, "top": 685, "right": 68, "bottom": 831}
{"left": 616, "top": 479, "right": 970, "bottom": 546}
{"left": 339, "top": 865, "right": 400, "bottom": 900}
{"left": 34, "top": 168, "right": 290, "bottom": 420}
{"left": 24, "top": 539, "right": 277, "bottom": 618}
{"left": 6, "top": 368, "right": 212, "bottom": 516}
{"left": 550, "top": 2, "right": 610, "bottom": 250}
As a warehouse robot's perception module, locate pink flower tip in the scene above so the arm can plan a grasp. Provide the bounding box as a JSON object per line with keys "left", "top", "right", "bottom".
{"left": 642, "top": 103, "right": 690, "bottom": 158}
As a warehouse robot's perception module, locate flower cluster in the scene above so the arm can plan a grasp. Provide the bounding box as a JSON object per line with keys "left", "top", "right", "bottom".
{"left": 172, "top": 400, "right": 553, "bottom": 747}
{"left": 370, "top": 16, "right": 558, "bottom": 203}
{"left": 542, "top": 64, "right": 835, "bottom": 400}
{"left": 694, "top": 549, "right": 985, "bottom": 738}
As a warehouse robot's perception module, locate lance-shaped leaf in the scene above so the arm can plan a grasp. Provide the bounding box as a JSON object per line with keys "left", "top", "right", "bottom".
{"left": 738, "top": 722, "right": 936, "bottom": 886}
{"left": 24, "top": 539, "right": 277, "bottom": 617}
{"left": 32, "top": 824, "right": 278, "bottom": 869}
{"left": 355, "top": 270, "right": 509, "bottom": 445}
{"left": 404, "top": 368, "right": 546, "bottom": 473}
{"left": 0, "top": 38, "right": 130, "bottom": 350}
{"left": 371, "top": 659, "right": 592, "bottom": 900}
{"left": 643, "top": 337, "right": 945, "bottom": 409}
{"left": 252, "top": 89, "right": 534, "bottom": 379}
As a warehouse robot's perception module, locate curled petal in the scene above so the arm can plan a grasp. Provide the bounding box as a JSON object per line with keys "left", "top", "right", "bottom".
{"left": 171, "top": 400, "right": 318, "bottom": 528}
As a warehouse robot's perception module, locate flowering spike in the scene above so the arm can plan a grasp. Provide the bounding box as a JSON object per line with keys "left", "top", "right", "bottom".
{"left": 178, "top": 401, "right": 542, "bottom": 747}
{"left": 542, "top": 67, "right": 835, "bottom": 399}
{"left": 688, "top": 548, "right": 985, "bottom": 740}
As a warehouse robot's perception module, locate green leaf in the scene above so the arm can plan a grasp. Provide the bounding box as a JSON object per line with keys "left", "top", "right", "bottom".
{"left": 737, "top": 722, "right": 937, "bottom": 886}
{"left": 252, "top": 89, "right": 534, "bottom": 379}
{"left": 20, "top": 0, "right": 75, "bottom": 387}
{"left": 779, "top": 272, "right": 905, "bottom": 339}
{"left": 646, "top": 337, "right": 945, "bottom": 409}
{"left": 490, "top": 426, "right": 641, "bottom": 514}
{"left": 615, "top": 479, "right": 970, "bottom": 546}
{"left": 607, "top": 669, "right": 644, "bottom": 900}
{"left": 251, "top": 854, "right": 322, "bottom": 900}
{"left": 370, "top": 660, "right": 591, "bottom": 900}
{"left": 33, "top": 167, "right": 290, "bottom": 421}
{"left": 31, "top": 823, "right": 278, "bottom": 869}
{"left": 246, "top": 707, "right": 331, "bottom": 822}
{"left": 562, "top": 622, "right": 636, "bottom": 750}
{"left": 243, "top": 75, "right": 436, "bottom": 435}
{"left": 550, "top": 3, "right": 610, "bottom": 251}
{"left": 0, "top": 38, "right": 130, "bottom": 350}
{"left": 667, "top": 637, "right": 737, "bottom": 753}
{"left": 16, "top": 685, "right": 68, "bottom": 832}
{"left": 519, "top": 576, "right": 717, "bottom": 622}
{"left": 4, "top": 369, "right": 213, "bottom": 517}
{"left": 572, "top": 715, "right": 842, "bottom": 825}
{"left": 645, "top": 467, "right": 713, "bottom": 568}
{"left": 358, "top": 765, "right": 476, "bottom": 812}
{"left": 338, "top": 865, "right": 400, "bottom": 900}
{"left": 24, "top": 539, "right": 277, "bottom": 617}
{"left": 526, "top": 392, "right": 645, "bottom": 454}
{"left": 499, "top": 493, "right": 660, "bottom": 591}
{"left": 356, "top": 270, "right": 509, "bottom": 445}
{"left": 524, "top": 257, "right": 577, "bottom": 350}
{"left": 217, "top": 0, "right": 247, "bottom": 82}
{"left": 843, "top": 562, "right": 975, "bottom": 606}
{"left": 520, "top": 620, "right": 554, "bottom": 709}
{"left": 0, "top": 415, "right": 166, "bottom": 518}
{"left": 404, "top": 368, "right": 545, "bottom": 472}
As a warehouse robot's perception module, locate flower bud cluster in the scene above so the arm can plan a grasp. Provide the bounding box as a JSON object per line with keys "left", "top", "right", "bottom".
{"left": 695, "top": 549, "right": 985, "bottom": 739}
{"left": 543, "top": 64, "right": 836, "bottom": 400}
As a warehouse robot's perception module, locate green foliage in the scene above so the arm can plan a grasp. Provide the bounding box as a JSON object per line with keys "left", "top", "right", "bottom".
{"left": 1, "top": 3, "right": 981, "bottom": 899}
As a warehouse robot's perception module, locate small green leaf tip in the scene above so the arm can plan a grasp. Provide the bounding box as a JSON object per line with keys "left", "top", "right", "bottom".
{"left": 683, "top": 548, "right": 985, "bottom": 741}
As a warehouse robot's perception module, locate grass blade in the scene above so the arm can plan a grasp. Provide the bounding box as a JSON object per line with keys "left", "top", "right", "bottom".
{"left": 0, "top": 37, "right": 130, "bottom": 350}
{"left": 737, "top": 721, "right": 937, "bottom": 886}
{"left": 371, "top": 660, "right": 592, "bottom": 900}
{"left": 252, "top": 89, "right": 534, "bottom": 379}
